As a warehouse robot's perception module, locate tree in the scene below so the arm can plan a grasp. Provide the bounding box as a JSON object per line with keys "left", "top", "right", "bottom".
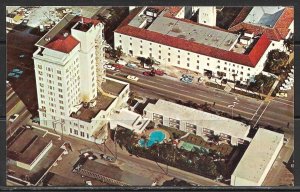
{"left": 115, "top": 46, "right": 123, "bottom": 59}
{"left": 265, "top": 49, "right": 289, "bottom": 74}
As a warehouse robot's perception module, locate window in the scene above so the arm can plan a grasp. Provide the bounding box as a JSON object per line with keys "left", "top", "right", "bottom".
{"left": 217, "top": 66, "right": 220, "bottom": 69}
{"left": 159, "top": 56, "right": 161, "bottom": 59}
{"left": 168, "top": 58, "right": 170, "bottom": 62}
{"left": 207, "top": 63, "right": 209, "bottom": 66}
{"left": 149, "top": 48, "right": 152, "bottom": 51}
{"left": 140, "top": 45, "right": 142, "bottom": 48}
{"left": 87, "top": 133, "right": 89, "bottom": 139}
{"left": 91, "top": 53, "right": 94, "bottom": 58}
{"left": 187, "top": 58, "right": 190, "bottom": 61}
{"left": 39, "top": 77, "right": 43, "bottom": 81}
{"left": 159, "top": 50, "right": 161, "bottom": 53}
{"left": 248, "top": 68, "right": 250, "bottom": 71}
{"left": 60, "top": 106, "right": 64, "bottom": 110}
{"left": 168, "top": 53, "right": 170, "bottom": 56}
{"left": 38, "top": 71, "right": 43, "bottom": 75}
{"left": 140, "top": 51, "right": 143, "bottom": 54}
{"left": 232, "top": 69, "right": 235, "bottom": 72}
{"left": 119, "top": 40, "right": 122, "bottom": 43}
{"left": 178, "top": 50, "right": 180, "bottom": 53}
{"left": 70, "top": 128, "right": 72, "bottom": 134}
{"left": 59, "top": 100, "right": 63, "bottom": 104}
{"left": 178, "top": 55, "right": 180, "bottom": 58}
{"left": 38, "top": 65, "right": 42, "bottom": 69}
{"left": 240, "top": 72, "right": 243, "bottom": 75}
{"left": 187, "top": 63, "right": 190, "bottom": 67}
{"left": 58, "top": 83, "right": 62, "bottom": 87}
{"left": 247, "top": 73, "right": 250, "bottom": 76}
{"left": 197, "top": 60, "right": 199, "bottom": 64}
{"left": 218, "top": 60, "right": 220, "bottom": 63}
{"left": 80, "top": 132, "right": 85, "bottom": 137}
{"left": 40, "top": 83, "right": 44, "bottom": 87}
{"left": 58, "top": 76, "right": 62, "bottom": 80}
{"left": 177, "top": 61, "right": 180, "bottom": 65}
{"left": 187, "top": 53, "right": 190, "bottom": 55}
{"left": 224, "top": 67, "right": 227, "bottom": 70}
{"left": 130, "top": 43, "right": 132, "bottom": 46}
{"left": 207, "top": 58, "right": 210, "bottom": 60}
{"left": 74, "top": 130, "right": 78, "bottom": 135}
{"left": 196, "top": 66, "right": 199, "bottom": 69}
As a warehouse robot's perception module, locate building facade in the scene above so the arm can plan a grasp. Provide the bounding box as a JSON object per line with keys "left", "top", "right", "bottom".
{"left": 114, "top": 6, "right": 278, "bottom": 85}
{"left": 33, "top": 14, "right": 129, "bottom": 143}
{"left": 143, "top": 99, "right": 251, "bottom": 146}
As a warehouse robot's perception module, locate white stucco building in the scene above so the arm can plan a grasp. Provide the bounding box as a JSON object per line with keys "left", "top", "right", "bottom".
{"left": 114, "top": 6, "right": 279, "bottom": 85}
{"left": 231, "top": 128, "right": 284, "bottom": 186}
{"left": 143, "top": 99, "right": 251, "bottom": 146}
{"left": 33, "top": 14, "right": 129, "bottom": 143}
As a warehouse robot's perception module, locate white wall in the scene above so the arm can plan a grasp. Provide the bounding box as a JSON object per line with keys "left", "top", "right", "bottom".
{"left": 115, "top": 32, "right": 272, "bottom": 84}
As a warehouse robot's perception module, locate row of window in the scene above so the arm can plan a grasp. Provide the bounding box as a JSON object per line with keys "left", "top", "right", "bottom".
{"left": 70, "top": 128, "right": 89, "bottom": 139}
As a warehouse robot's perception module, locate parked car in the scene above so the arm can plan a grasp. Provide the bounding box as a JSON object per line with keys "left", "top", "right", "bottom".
{"left": 9, "top": 114, "right": 19, "bottom": 123}
{"left": 180, "top": 77, "right": 193, "bottom": 84}
{"left": 126, "top": 63, "right": 137, "bottom": 68}
{"left": 116, "top": 59, "right": 127, "bottom": 65}
{"left": 103, "top": 64, "right": 116, "bottom": 71}
{"left": 182, "top": 74, "right": 194, "bottom": 79}
{"left": 127, "top": 75, "right": 139, "bottom": 81}
{"left": 276, "top": 92, "right": 287, "bottom": 97}
{"left": 143, "top": 71, "right": 155, "bottom": 76}
{"left": 25, "top": 125, "right": 32, "bottom": 129}
{"left": 151, "top": 69, "right": 164, "bottom": 76}
{"left": 112, "top": 64, "right": 124, "bottom": 69}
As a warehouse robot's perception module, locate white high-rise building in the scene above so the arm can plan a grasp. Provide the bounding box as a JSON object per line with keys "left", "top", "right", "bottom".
{"left": 192, "top": 6, "right": 217, "bottom": 26}
{"left": 33, "top": 14, "right": 129, "bottom": 143}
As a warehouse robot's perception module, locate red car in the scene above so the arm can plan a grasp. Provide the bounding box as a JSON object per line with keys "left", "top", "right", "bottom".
{"left": 143, "top": 71, "right": 155, "bottom": 76}
{"left": 151, "top": 69, "right": 164, "bottom": 76}
{"left": 112, "top": 64, "right": 124, "bottom": 69}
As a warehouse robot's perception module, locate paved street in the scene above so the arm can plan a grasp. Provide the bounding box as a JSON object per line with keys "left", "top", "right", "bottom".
{"left": 107, "top": 67, "right": 294, "bottom": 135}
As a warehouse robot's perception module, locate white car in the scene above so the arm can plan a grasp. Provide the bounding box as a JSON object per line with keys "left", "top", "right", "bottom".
{"left": 127, "top": 75, "right": 139, "bottom": 81}
{"left": 85, "top": 181, "right": 92, "bottom": 186}
{"left": 276, "top": 92, "right": 287, "bottom": 97}
{"left": 9, "top": 114, "right": 19, "bottom": 123}
{"left": 117, "top": 59, "right": 127, "bottom": 65}
{"left": 103, "top": 64, "right": 116, "bottom": 71}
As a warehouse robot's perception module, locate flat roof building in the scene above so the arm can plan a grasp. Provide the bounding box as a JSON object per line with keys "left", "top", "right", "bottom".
{"left": 231, "top": 128, "right": 284, "bottom": 186}
{"left": 143, "top": 99, "right": 251, "bottom": 146}
{"left": 114, "top": 6, "right": 275, "bottom": 84}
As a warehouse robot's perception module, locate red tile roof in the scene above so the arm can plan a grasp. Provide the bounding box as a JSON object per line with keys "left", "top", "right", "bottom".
{"left": 79, "top": 16, "right": 101, "bottom": 26}
{"left": 45, "top": 35, "right": 79, "bottom": 53}
{"left": 115, "top": 7, "right": 271, "bottom": 67}
{"left": 229, "top": 7, "right": 294, "bottom": 41}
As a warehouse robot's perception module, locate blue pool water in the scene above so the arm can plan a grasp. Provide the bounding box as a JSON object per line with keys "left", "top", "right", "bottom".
{"left": 138, "top": 130, "right": 166, "bottom": 147}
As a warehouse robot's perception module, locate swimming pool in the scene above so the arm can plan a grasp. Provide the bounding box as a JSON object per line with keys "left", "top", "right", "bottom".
{"left": 138, "top": 130, "right": 166, "bottom": 147}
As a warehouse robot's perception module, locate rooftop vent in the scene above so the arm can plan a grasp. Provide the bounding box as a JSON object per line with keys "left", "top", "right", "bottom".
{"left": 44, "top": 37, "right": 51, "bottom": 42}
{"left": 63, "top": 32, "right": 69, "bottom": 37}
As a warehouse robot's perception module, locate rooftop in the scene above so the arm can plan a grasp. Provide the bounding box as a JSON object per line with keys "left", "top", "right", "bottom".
{"left": 115, "top": 7, "right": 271, "bottom": 67}
{"left": 144, "top": 99, "right": 250, "bottom": 139}
{"left": 71, "top": 93, "right": 115, "bottom": 123}
{"left": 102, "top": 78, "right": 127, "bottom": 96}
{"left": 244, "top": 7, "right": 285, "bottom": 28}
{"left": 79, "top": 158, "right": 152, "bottom": 186}
{"left": 35, "top": 14, "right": 100, "bottom": 53}
{"left": 7, "top": 127, "right": 65, "bottom": 185}
{"left": 232, "top": 128, "right": 284, "bottom": 184}
{"left": 229, "top": 7, "right": 294, "bottom": 41}
{"left": 8, "top": 129, "right": 52, "bottom": 165}
{"left": 147, "top": 16, "right": 239, "bottom": 51}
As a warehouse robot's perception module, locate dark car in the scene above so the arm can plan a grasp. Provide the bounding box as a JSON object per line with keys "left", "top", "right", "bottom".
{"left": 151, "top": 69, "right": 164, "bottom": 76}
{"left": 143, "top": 71, "right": 155, "bottom": 76}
